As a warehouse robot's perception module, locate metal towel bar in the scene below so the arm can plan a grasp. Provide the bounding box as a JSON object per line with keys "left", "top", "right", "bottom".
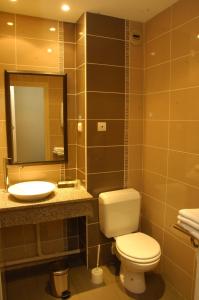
{"left": 173, "top": 224, "right": 199, "bottom": 248}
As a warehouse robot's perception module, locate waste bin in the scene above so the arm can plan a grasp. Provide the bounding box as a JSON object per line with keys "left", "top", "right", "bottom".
{"left": 50, "top": 261, "right": 70, "bottom": 299}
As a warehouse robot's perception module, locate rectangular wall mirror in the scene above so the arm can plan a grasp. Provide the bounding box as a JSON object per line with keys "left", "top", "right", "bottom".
{"left": 4, "top": 71, "right": 68, "bottom": 165}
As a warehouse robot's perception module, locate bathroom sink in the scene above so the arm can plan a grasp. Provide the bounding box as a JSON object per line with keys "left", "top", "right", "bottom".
{"left": 8, "top": 181, "right": 56, "bottom": 200}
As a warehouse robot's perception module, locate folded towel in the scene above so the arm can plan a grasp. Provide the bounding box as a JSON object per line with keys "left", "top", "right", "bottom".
{"left": 177, "top": 220, "right": 199, "bottom": 240}
{"left": 179, "top": 209, "right": 199, "bottom": 225}
{"left": 177, "top": 215, "right": 199, "bottom": 231}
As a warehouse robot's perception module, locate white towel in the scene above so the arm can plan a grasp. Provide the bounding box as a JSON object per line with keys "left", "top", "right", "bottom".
{"left": 177, "top": 220, "right": 199, "bottom": 240}
{"left": 179, "top": 209, "right": 199, "bottom": 225}
{"left": 177, "top": 215, "right": 199, "bottom": 231}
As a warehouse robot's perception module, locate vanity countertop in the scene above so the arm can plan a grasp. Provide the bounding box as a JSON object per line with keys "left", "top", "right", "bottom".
{"left": 0, "top": 186, "right": 93, "bottom": 212}
{"left": 0, "top": 187, "right": 93, "bottom": 227}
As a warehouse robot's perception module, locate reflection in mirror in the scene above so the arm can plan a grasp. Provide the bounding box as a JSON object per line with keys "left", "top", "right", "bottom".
{"left": 5, "top": 71, "right": 67, "bottom": 165}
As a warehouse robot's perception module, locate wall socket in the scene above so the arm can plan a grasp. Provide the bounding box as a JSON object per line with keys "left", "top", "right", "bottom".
{"left": 97, "top": 122, "right": 106, "bottom": 132}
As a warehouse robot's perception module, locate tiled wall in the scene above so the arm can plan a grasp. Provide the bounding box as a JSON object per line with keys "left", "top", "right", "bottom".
{"left": 0, "top": 12, "right": 77, "bottom": 187}
{"left": 0, "top": 12, "right": 85, "bottom": 264}
{"left": 85, "top": 12, "right": 126, "bottom": 268}
{"left": 141, "top": 1, "right": 199, "bottom": 298}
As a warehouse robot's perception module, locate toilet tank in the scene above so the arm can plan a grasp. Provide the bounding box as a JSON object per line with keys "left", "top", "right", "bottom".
{"left": 99, "top": 188, "right": 141, "bottom": 238}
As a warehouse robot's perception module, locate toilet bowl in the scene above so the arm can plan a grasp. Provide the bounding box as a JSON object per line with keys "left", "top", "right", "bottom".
{"left": 98, "top": 188, "right": 161, "bottom": 294}
{"left": 115, "top": 232, "right": 161, "bottom": 293}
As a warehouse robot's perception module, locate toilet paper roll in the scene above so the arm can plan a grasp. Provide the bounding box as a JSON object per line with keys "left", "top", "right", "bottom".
{"left": 91, "top": 267, "right": 103, "bottom": 284}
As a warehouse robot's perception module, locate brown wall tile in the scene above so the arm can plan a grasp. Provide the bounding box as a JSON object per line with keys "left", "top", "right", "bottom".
{"left": 87, "top": 92, "right": 125, "bottom": 119}
{"left": 64, "top": 22, "right": 76, "bottom": 43}
{"left": 64, "top": 43, "right": 75, "bottom": 68}
{"left": 87, "top": 146, "right": 124, "bottom": 173}
{"left": 144, "top": 92, "right": 170, "bottom": 120}
{"left": 87, "top": 12, "right": 125, "bottom": 40}
{"left": 87, "top": 171, "right": 124, "bottom": 197}
{"left": 87, "top": 120, "right": 124, "bottom": 146}
{"left": 87, "top": 35, "right": 125, "bottom": 66}
{"left": 87, "top": 223, "right": 110, "bottom": 247}
{"left": 172, "top": 0, "right": 199, "bottom": 28}
{"left": 143, "top": 146, "right": 167, "bottom": 176}
{"left": 145, "top": 62, "right": 170, "bottom": 92}
{"left": 143, "top": 120, "right": 168, "bottom": 148}
{"left": 87, "top": 64, "right": 125, "bottom": 93}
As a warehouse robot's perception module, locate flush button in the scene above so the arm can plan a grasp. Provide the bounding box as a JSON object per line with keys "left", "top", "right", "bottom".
{"left": 97, "top": 122, "right": 106, "bottom": 132}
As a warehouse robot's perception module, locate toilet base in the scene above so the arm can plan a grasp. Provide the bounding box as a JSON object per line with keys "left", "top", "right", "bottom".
{"left": 120, "top": 268, "right": 146, "bottom": 294}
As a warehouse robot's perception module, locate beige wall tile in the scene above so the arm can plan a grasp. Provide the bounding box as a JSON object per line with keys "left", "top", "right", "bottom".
{"left": 128, "top": 145, "right": 142, "bottom": 170}
{"left": 162, "top": 255, "right": 193, "bottom": 299}
{"left": 143, "top": 146, "right": 168, "bottom": 176}
{"left": 171, "top": 53, "right": 199, "bottom": 89}
{"left": 16, "top": 38, "right": 58, "bottom": 67}
{"left": 129, "top": 94, "right": 143, "bottom": 120}
{"left": 76, "top": 65, "right": 85, "bottom": 93}
{"left": 172, "top": 17, "right": 199, "bottom": 59}
{"left": 76, "top": 36, "right": 85, "bottom": 67}
{"left": 145, "top": 33, "right": 170, "bottom": 67}
{"left": 141, "top": 194, "right": 165, "bottom": 227}
{"left": 0, "top": 121, "right": 7, "bottom": 148}
{"left": 168, "top": 150, "right": 199, "bottom": 187}
{"left": 145, "top": 62, "right": 170, "bottom": 92}
{"left": 0, "top": 12, "right": 15, "bottom": 36}
{"left": 143, "top": 120, "right": 168, "bottom": 148}
{"left": 16, "top": 15, "right": 58, "bottom": 41}
{"left": 0, "top": 35, "right": 15, "bottom": 64}
{"left": 0, "top": 90, "right": 5, "bottom": 121}
{"left": 166, "top": 178, "right": 199, "bottom": 210}
{"left": 170, "top": 121, "right": 199, "bottom": 154}
{"left": 76, "top": 93, "right": 85, "bottom": 119}
{"left": 141, "top": 216, "right": 164, "bottom": 247}
{"left": 172, "top": 0, "right": 199, "bottom": 28}
{"left": 128, "top": 170, "right": 143, "bottom": 191}
{"left": 143, "top": 170, "right": 166, "bottom": 202}
{"left": 163, "top": 232, "right": 195, "bottom": 275}
{"left": 77, "top": 145, "right": 85, "bottom": 173}
{"left": 128, "top": 120, "right": 143, "bottom": 145}
{"left": 170, "top": 88, "right": 199, "bottom": 120}
{"left": 130, "top": 43, "right": 143, "bottom": 68}
{"left": 76, "top": 14, "right": 85, "bottom": 42}
{"left": 130, "top": 68, "right": 143, "bottom": 93}
{"left": 145, "top": 7, "right": 171, "bottom": 42}
{"left": 144, "top": 92, "right": 170, "bottom": 120}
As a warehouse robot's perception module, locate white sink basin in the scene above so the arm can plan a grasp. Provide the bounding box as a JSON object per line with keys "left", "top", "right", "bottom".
{"left": 8, "top": 181, "right": 56, "bottom": 200}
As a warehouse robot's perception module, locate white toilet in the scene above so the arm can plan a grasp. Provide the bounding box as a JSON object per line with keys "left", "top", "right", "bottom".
{"left": 99, "top": 188, "right": 161, "bottom": 294}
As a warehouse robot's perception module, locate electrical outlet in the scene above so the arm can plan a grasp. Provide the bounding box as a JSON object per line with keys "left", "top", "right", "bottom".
{"left": 97, "top": 122, "right": 106, "bottom": 132}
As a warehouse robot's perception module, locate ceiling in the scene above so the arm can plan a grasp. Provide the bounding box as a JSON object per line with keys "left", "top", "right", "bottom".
{"left": 0, "top": 0, "right": 178, "bottom": 23}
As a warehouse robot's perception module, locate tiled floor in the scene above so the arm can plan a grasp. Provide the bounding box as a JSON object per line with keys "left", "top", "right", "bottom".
{"left": 5, "top": 264, "right": 183, "bottom": 300}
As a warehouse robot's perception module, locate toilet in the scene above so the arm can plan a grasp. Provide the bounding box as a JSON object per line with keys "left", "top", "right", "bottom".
{"left": 99, "top": 188, "right": 161, "bottom": 294}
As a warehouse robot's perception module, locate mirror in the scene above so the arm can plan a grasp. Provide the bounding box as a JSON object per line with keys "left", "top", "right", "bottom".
{"left": 4, "top": 71, "right": 67, "bottom": 165}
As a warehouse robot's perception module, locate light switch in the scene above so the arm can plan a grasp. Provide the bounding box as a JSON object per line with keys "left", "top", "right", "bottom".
{"left": 97, "top": 122, "right": 106, "bottom": 132}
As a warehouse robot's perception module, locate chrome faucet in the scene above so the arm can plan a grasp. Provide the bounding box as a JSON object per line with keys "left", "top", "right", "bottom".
{"left": 3, "top": 157, "right": 11, "bottom": 192}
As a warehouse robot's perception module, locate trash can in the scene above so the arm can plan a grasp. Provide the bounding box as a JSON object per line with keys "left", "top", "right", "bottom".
{"left": 50, "top": 261, "right": 70, "bottom": 299}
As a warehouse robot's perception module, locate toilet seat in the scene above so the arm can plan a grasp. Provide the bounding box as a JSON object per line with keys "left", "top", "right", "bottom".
{"left": 115, "top": 232, "right": 161, "bottom": 264}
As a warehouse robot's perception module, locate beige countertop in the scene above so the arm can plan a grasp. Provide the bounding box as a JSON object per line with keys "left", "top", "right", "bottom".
{"left": 0, "top": 186, "right": 94, "bottom": 227}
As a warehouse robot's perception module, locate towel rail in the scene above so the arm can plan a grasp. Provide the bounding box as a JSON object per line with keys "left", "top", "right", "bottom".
{"left": 173, "top": 224, "right": 199, "bottom": 248}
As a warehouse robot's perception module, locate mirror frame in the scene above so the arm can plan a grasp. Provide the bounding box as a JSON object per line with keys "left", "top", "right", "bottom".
{"left": 4, "top": 71, "right": 68, "bottom": 165}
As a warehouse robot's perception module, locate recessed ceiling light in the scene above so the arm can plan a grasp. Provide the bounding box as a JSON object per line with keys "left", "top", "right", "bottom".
{"left": 61, "top": 4, "right": 70, "bottom": 11}
{"left": 197, "top": 34, "right": 199, "bottom": 39}
{"left": 10, "top": 0, "right": 17, "bottom": 2}
{"left": 49, "top": 27, "right": 56, "bottom": 32}
{"left": 7, "top": 21, "right": 14, "bottom": 26}
{"left": 47, "top": 48, "right": 53, "bottom": 53}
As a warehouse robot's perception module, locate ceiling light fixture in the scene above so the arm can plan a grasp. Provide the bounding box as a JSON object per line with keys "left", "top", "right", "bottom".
{"left": 61, "top": 4, "right": 70, "bottom": 11}
{"left": 10, "top": 0, "right": 17, "bottom": 2}
{"left": 47, "top": 48, "right": 53, "bottom": 53}
{"left": 7, "top": 21, "right": 14, "bottom": 26}
{"left": 49, "top": 27, "right": 56, "bottom": 32}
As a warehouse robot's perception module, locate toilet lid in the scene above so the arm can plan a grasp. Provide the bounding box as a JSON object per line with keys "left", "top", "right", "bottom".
{"left": 116, "top": 232, "right": 161, "bottom": 261}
